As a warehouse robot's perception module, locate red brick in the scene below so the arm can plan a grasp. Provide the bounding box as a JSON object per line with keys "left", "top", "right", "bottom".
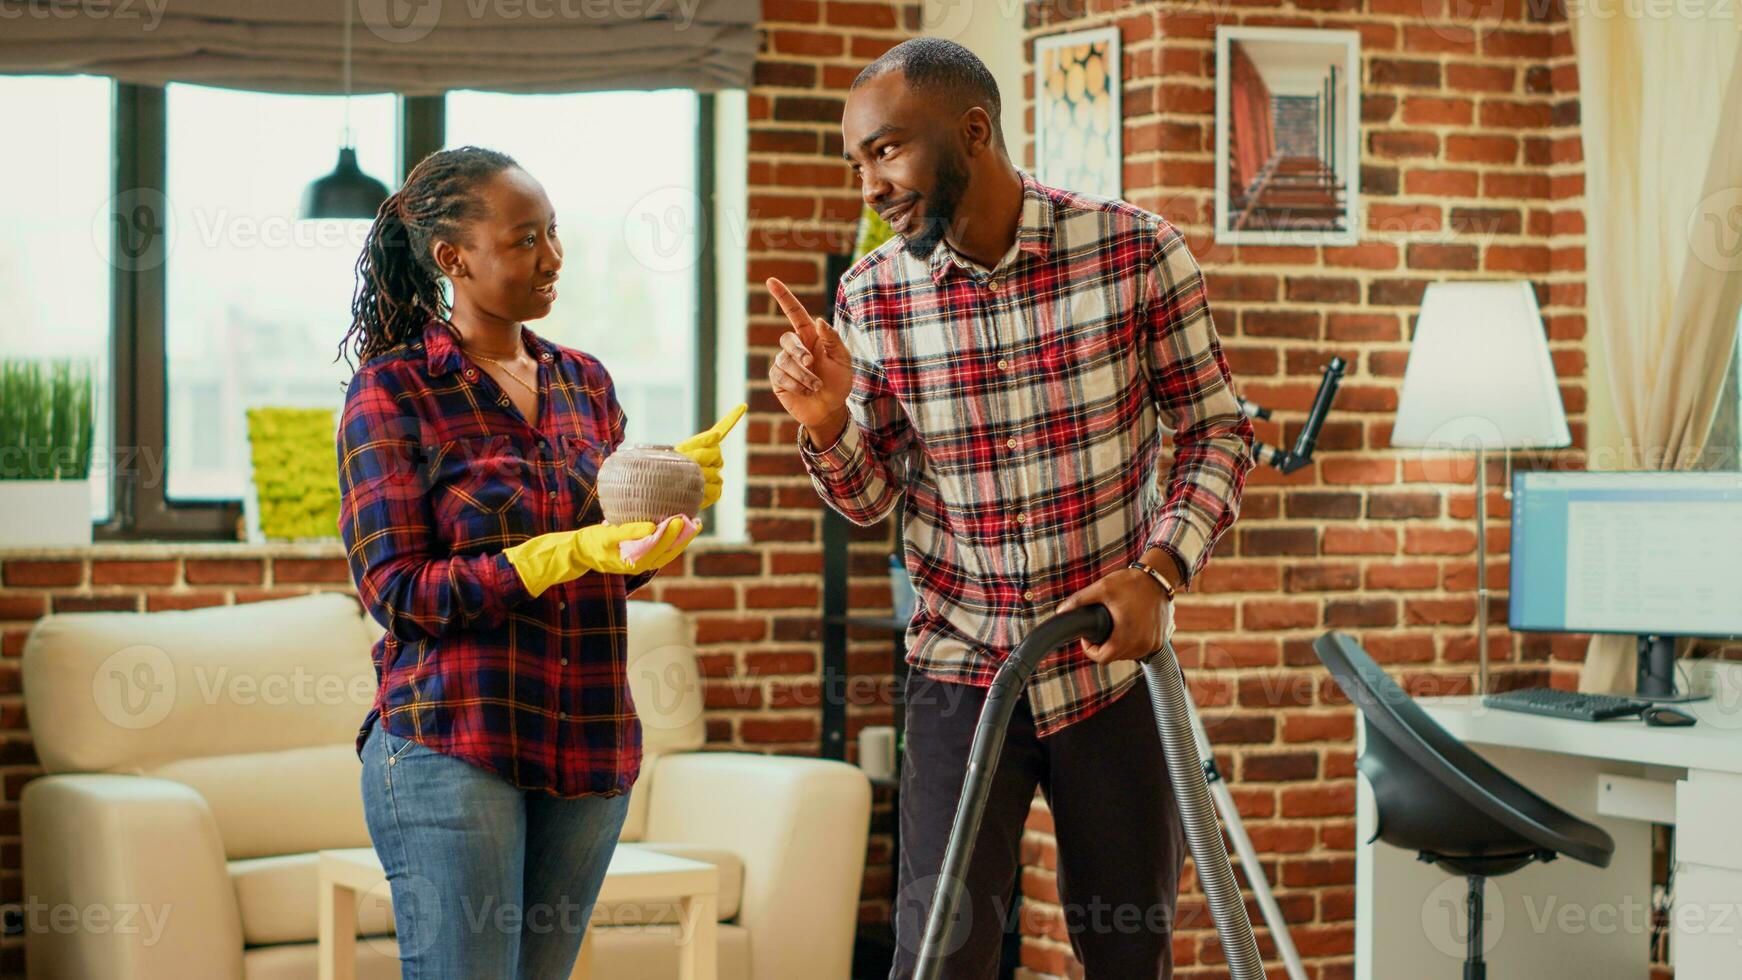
{"left": 740, "top": 716, "right": 819, "bottom": 743}
{"left": 1323, "top": 528, "right": 1398, "bottom": 555}
{"left": 184, "top": 559, "right": 264, "bottom": 585}
{"left": 273, "top": 559, "right": 349, "bottom": 584}
{"left": 2, "top": 561, "right": 81, "bottom": 588}
{"left": 1407, "top": 243, "right": 1479, "bottom": 271}
{"left": 1241, "top": 601, "right": 1319, "bottom": 631}
{"left": 659, "top": 585, "right": 738, "bottom": 611}
{"left": 1280, "top": 783, "right": 1356, "bottom": 818}
{"left": 1402, "top": 96, "right": 1474, "bottom": 125}
{"left": 1319, "top": 459, "right": 1397, "bottom": 485}
{"left": 0, "top": 596, "right": 46, "bottom": 621}
{"left": 90, "top": 560, "right": 177, "bottom": 586}
{"left": 1404, "top": 527, "right": 1477, "bottom": 555}
{"left": 695, "top": 617, "right": 767, "bottom": 644}
{"left": 745, "top": 584, "right": 819, "bottom": 609}
{"left": 1283, "top": 712, "right": 1355, "bottom": 743}
{"left": 1404, "top": 168, "right": 1480, "bottom": 197}
{"left": 146, "top": 593, "right": 230, "bottom": 612}
{"left": 1323, "top": 241, "right": 1399, "bottom": 270}
{"left": 1364, "top": 562, "right": 1440, "bottom": 591}
{"left": 744, "top": 651, "right": 816, "bottom": 675}
{"left": 1448, "top": 63, "right": 1516, "bottom": 93}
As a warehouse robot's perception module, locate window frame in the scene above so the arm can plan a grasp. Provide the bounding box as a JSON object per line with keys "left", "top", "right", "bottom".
{"left": 97, "top": 84, "right": 717, "bottom": 540}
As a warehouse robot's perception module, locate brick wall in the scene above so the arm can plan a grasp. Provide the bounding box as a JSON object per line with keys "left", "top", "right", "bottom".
{"left": 1, "top": 2, "right": 1706, "bottom": 978}
{"left": 1011, "top": 0, "right": 1594, "bottom": 976}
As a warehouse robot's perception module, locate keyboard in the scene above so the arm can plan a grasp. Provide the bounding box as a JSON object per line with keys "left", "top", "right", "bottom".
{"left": 1482, "top": 686, "right": 1650, "bottom": 722}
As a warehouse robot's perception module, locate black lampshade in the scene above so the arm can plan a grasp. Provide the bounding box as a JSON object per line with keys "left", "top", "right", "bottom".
{"left": 301, "top": 147, "right": 389, "bottom": 220}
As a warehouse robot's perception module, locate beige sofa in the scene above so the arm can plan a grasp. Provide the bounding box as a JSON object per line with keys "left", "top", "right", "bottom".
{"left": 21, "top": 592, "right": 870, "bottom": 980}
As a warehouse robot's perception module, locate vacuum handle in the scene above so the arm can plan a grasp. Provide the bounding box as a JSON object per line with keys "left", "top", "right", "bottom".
{"left": 990, "top": 605, "right": 1114, "bottom": 698}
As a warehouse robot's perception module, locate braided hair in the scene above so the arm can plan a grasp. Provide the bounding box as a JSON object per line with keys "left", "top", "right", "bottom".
{"left": 338, "top": 146, "right": 520, "bottom": 370}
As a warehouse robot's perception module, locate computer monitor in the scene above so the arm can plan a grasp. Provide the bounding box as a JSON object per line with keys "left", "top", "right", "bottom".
{"left": 1510, "top": 470, "right": 1742, "bottom": 701}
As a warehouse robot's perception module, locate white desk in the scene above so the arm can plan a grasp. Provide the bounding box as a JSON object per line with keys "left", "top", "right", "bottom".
{"left": 1356, "top": 666, "right": 1742, "bottom": 979}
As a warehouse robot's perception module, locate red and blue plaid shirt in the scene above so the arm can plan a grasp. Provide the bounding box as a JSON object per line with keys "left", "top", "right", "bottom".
{"left": 338, "top": 319, "right": 652, "bottom": 798}
{"left": 801, "top": 172, "right": 1255, "bottom": 736}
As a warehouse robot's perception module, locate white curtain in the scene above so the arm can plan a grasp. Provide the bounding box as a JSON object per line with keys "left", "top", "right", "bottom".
{"left": 1572, "top": 14, "right": 1742, "bottom": 692}
{"left": 0, "top": 0, "right": 761, "bottom": 94}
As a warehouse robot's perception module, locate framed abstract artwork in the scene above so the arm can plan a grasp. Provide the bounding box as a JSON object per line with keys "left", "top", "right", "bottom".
{"left": 1035, "top": 27, "right": 1122, "bottom": 200}
{"left": 1215, "top": 26, "right": 1361, "bottom": 246}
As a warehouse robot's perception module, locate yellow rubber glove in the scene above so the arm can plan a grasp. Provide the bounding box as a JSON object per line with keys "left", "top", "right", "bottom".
{"left": 503, "top": 519, "right": 692, "bottom": 598}
{"left": 674, "top": 402, "right": 748, "bottom": 510}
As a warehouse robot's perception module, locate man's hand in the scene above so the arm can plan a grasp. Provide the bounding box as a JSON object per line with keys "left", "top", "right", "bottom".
{"left": 1056, "top": 568, "right": 1176, "bottom": 664}
{"left": 765, "top": 277, "right": 855, "bottom": 445}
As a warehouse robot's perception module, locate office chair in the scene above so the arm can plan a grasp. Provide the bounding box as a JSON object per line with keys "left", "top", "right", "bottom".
{"left": 1313, "top": 632, "right": 1615, "bottom": 979}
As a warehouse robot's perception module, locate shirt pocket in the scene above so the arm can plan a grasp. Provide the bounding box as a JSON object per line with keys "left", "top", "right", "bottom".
{"left": 430, "top": 436, "right": 537, "bottom": 551}
{"left": 560, "top": 434, "right": 608, "bottom": 527}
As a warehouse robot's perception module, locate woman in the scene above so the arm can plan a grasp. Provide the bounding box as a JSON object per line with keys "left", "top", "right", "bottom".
{"left": 335, "top": 145, "right": 741, "bottom": 979}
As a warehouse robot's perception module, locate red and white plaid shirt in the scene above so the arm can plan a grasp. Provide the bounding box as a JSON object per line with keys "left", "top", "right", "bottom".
{"left": 800, "top": 172, "right": 1255, "bottom": 736}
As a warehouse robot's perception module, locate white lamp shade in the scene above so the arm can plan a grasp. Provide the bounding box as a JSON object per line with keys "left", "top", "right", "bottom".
{"left": 1390, "top": 280, "right": 1572, "bottom": 450}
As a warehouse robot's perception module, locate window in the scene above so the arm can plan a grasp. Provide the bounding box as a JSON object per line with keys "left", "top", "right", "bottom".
{"left": 444, "top": 89, "right": 704, "bottom": 446}
{"left": 2, "top": 81, "right": 718, "bottom": 538}
{"left": 0, "top": 75, "right": 115, "bottom": 521}
{"left": 163, "top": 84, "right": 397, "bottom": 501}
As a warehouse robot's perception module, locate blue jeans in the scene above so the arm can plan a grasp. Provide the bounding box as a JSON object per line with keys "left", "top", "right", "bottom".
{"left": 360, "top": 723, "right": 631, "bottom": 980}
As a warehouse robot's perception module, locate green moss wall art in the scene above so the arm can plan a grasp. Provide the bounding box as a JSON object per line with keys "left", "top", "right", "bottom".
{"left": 244, "top": 407, "right": 341, "bottom": 542}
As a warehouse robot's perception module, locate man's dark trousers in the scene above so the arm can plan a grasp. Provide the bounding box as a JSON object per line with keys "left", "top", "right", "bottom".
{"left": 889, "top": 668, "right": 1187, "bottom": 979}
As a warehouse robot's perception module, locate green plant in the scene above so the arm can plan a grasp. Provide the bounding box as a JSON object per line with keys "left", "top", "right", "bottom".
{"left": 245, "top": 407, "right": 341, "bottom": 540}
{"left": 0, "top": 359, "right": 94, "bottom": 480}
{"left": 853, "top": 204, "right": 896, "bottom": 261}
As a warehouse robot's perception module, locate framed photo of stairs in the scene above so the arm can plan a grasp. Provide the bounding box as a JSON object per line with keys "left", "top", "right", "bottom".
{"left": 1215, "top": 26, "right": 1362, "bottom": 246}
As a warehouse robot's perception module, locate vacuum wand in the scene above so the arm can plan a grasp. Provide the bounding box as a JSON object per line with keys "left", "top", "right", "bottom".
{"left": 913, "top": 607, "right": 1266, "bottom": 980}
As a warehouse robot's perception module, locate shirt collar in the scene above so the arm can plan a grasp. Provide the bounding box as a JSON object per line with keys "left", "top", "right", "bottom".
{"left": 423, "top": 318, "right": 556, "bottom": 377}
{"left": 927, "top": 169, "right": 1056, "bottom": 284}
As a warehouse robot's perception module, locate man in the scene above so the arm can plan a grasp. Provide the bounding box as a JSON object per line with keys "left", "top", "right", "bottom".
{"left": 766, "top": 38, "right": 1255, "bottom": 979}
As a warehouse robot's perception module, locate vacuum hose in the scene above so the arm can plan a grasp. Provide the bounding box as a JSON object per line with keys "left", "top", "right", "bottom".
{"left": 912, "top": 605, "right": 1266, "bottom": 980}
{"left": 1140, "top": 648, "right": 1266, "bottom": 979}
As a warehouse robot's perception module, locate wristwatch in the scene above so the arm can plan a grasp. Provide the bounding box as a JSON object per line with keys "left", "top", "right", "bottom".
{"left": 1127, "top": 558, "right": 1179, "bottom": 602}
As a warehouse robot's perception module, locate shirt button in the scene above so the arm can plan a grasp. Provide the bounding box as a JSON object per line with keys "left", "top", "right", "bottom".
{"left": 997, "top": 358, "right": 1010, "bottom": 371}
{"left": 1016, "top": 513, "right": 1027, "bottom": 525}
{"left": 558, "top": 600, "right": 567, "bottom": 610}
{"left": 987, "top": 280, "right": 1000, "bottom": 291}
{"left": 463, "top": 369, "right": 477, "bottom": 381}
{"left": 540, "top": 352, "right": 553, "bottom": 362}
{"left": 559, "top": 711, "right": 568, "bottom": 720}
{"left": 497, "top": 395, "right": 509, "bottom": 407}
{"left": 560, "top": 658, "right": 569, "bottom": 666}
{"left": 547, "top": 489, "right": 558, "bottom": 499}
{"left": 1023, "top": 589, "right": 1035, "bottom": 601}
{"left": 1006, "top": 437, "right": 1018, "bottom": 450}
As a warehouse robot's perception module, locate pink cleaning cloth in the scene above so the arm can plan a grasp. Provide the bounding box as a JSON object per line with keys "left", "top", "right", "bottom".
{"left": 618, "top": 514, "right": 702, "bottom": 564}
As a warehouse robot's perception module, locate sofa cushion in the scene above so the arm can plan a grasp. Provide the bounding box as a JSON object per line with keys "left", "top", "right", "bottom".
{"left": 230, "top": 853, "right": 394, "bottom": 946}
{"left": 619, "top": 601, "right": 706, "bottom": 842}
{"left": 242, "top": 936, "right": 401, "bottom": 980}
{"left": 23, "top": 593, "right": 377, "bottom": 775}
{"left": 593, "top": 842, "right": 744, "bottom": 925}
{"left": 151, "top": 744, "right": 370, "bottom": 860}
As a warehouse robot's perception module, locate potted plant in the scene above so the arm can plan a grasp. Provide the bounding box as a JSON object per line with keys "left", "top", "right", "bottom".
{"left": 0, "top": 358, "right": 94, "bottom": 546}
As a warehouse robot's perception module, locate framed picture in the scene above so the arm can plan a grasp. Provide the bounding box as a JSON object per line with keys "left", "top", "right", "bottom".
{"left": 1215, "top": 26, "right": 1361, "bottom": 246}
{"left": 1034, "top": 27, "right": 1122, "bottom": 199}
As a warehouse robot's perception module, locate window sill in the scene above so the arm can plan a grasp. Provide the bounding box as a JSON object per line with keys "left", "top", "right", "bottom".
{"left": 0, "top": 539, "right": 346, "bottom": 561}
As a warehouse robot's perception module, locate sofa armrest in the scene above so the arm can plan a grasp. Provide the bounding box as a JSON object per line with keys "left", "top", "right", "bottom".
{"left": 23, "top": 774, "right": 242, "bottom": 980}
{"left": 645, "top": 753, "right": 870, "bottom": 980}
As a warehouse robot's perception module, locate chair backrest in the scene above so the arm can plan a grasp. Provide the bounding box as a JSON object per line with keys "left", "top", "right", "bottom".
{"left": 619, "top": 600, "right": 707, "bottom": 841}
{"left": 22, "top": 592, "right": 707, "bottom": 852}
{"left": 1313, "top": 631, "right": 1613, "bottom": 870}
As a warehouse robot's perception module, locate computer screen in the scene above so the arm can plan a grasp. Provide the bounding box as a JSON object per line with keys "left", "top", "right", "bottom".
{"left": 1509, "top": 470, "right": 1742, "bottom": 638}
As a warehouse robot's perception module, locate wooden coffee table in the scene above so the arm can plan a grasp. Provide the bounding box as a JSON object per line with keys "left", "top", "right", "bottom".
{"left": 318, "top": 845, "right": 719, "bottom": 980}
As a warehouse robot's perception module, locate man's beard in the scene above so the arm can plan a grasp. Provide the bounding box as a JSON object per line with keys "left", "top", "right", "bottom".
{"left": 900, "top": 150, "right": 969, "bottom": 261}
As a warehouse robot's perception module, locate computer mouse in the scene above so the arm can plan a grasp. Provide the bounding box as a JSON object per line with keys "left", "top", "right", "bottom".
{"left": 1642, "top": 706, "right": 1697, "bottom": 727}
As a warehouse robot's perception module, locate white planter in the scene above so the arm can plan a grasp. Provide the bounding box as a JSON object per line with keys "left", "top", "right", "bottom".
{"left": 0, "top": 480, "right": 93, "bottom": 547}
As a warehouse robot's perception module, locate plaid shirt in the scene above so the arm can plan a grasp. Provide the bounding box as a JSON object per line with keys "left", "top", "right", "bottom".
{"left": 338, "top": 319, "right": 652, "bottom": 798}
{"left": 801, "top": 172, "right": 1255, "bottom": 737}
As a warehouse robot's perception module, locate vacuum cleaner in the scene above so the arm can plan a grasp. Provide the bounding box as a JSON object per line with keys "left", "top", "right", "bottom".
{"left": 913, "top": 605, "right": 1267, "bottom": 980}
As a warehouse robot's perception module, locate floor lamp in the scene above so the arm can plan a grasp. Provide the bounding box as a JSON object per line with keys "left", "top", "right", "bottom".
{"left": 1390, "top": 281, "right": 1571, "bottom": 694}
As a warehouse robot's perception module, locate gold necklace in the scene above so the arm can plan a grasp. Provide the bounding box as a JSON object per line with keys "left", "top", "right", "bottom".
{"left": 466, "top": 349, "right": 540, "bottom": 396}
